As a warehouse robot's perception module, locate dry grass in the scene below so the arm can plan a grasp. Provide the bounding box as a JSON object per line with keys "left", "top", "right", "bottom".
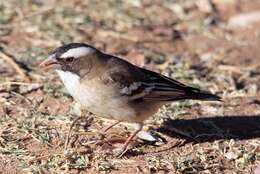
{"left": 0, "top": 0, "right": 260, "bottom": 173}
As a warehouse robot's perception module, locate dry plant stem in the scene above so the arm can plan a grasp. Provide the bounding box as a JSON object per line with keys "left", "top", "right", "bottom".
{"left": 168, "top": 126, "right": 198, "bottom": 142}
{"left": 118, "top": 123, "right": 143, "bottom": 157}
{"left": 14, "top": 6, "right": 54, "bottom": 22}
{"left": 64, "top": 116, "right": 86, "bottom": 150}
{"left": 0, "top": 51, "right": 29, "bottom": 81}
{"left": 102, "top": 120, "right": 121, "bottom": 132}
{"left": 0, "top": 82, "right": 41, "bottom": 86}
{"left": 145, "top": 140, "right": 184, "bottom": 154}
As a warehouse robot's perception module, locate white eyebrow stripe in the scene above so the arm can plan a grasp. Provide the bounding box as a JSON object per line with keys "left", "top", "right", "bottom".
{"left": 60, "top": 47, "right": 94, "bottom": 59}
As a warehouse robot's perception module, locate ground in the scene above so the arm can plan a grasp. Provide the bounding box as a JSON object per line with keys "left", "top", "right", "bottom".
{"left": 0, "top": 0, "right": 260, "bottom": 173}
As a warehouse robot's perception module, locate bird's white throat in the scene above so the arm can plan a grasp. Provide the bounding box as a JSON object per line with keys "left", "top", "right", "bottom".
{"left": 56, "top": 70, "right": 80, "bottom": 96}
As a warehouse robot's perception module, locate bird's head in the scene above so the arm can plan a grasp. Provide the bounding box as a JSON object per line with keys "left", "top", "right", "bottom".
{"left": 40, "top": 43, "right": 100, "bottom": 74}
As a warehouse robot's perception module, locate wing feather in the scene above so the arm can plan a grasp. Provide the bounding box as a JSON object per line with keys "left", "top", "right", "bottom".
{"left": 116, "top": 67, "right": 194, "bottom": 101}
{"left": 104, "top": 57, "right": 220, "bottom": 102}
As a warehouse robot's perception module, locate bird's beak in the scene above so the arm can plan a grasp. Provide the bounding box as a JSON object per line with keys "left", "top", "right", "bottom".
{"left": 39, "top": 55, "right": 60, "bottom": 69}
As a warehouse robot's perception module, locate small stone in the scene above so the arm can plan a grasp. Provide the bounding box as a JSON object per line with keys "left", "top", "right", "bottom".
{"left": 254, "top": 165, "right": 260, "bottom": 174}
{"left": 228, "top": 11, "right": 260, "bottom": 28}
{"left": 137, "top": 130, "right": 157, "bottom": 142}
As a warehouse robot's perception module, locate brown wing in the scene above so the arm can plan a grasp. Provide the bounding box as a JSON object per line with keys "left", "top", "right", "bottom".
{"left": 103, "top": 56, "right": 220, "bottom": 102}
{"left": 129, "top": 68, "right": 195, "bottom": 101}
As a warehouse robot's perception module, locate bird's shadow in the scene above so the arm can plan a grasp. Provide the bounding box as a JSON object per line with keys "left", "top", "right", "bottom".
{"left": 155, "top": 115, "right": 260, "bottom": 144}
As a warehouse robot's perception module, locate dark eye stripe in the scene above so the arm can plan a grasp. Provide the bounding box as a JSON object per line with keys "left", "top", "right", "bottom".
{"left": 56, "top": 57, "right": 62, "bottom": 61}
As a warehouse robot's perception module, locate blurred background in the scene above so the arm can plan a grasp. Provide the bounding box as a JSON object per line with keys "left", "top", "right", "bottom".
{"left": 0, "top": 0, "right": 259, "bottom": 173}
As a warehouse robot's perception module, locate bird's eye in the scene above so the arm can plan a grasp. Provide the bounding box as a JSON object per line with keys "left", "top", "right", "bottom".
{"left": 65, "top": 57, "right": 74, "bottom": 62}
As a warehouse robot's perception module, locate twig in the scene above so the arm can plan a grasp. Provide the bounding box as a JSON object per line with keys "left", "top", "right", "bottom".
{"left": 13, "top": 6, "right": 54, "bottom": 23}
{"left": 10, "top": 91, "right": 32, "bottom": 104}
{"left": 167, "top": 126, "right": 198, "bottom": 142}
{"left": 218, "top": 65, "right": 242, "bottom": 74}
{"left": 0, "top": 51, "right": 29, "bottom": 81}
{"left": 64, "top": 116, "right": 86, "bottom": 150}
{"left": 145, "top": 139, "right": 185, "bottom": 154}
{"left": 0, "top": 82, "right": 41, "bottom": 86}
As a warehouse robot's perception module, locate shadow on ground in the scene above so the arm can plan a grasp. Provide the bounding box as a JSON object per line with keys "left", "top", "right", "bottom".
{"left": 156, "top": 115, "right": 260, "bottom": 143}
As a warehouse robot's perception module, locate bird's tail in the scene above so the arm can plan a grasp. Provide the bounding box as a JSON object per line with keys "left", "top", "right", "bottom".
{"left": 186, "top": 88, "right": 222, "bottom": 101}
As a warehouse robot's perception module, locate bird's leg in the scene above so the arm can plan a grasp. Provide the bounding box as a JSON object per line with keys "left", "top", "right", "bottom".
{"left": 102, "top": 120, "right": 121, "bottom": 133}
{"left": 117, "top": 123, "right": 143, "bottom": 157}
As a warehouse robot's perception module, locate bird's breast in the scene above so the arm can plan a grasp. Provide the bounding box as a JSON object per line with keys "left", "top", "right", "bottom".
{"left": 76, "top": 81, "right": 136, "bottom": 121}
{"left": 56, "top": 70, "right": 137, "bottom": 121}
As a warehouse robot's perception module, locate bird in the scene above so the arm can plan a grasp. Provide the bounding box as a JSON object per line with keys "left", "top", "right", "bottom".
{"left": 40, "top": 43, "right": 221, "bottom": 156}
